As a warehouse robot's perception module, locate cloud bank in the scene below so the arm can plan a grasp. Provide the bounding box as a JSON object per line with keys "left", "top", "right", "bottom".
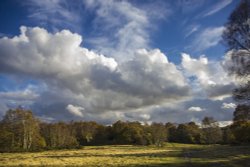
{"left": 0, "top": 26, "right": 193, "bottom": 123}
{"left": 0, "top": 26, "right": 237, "bottom": 123}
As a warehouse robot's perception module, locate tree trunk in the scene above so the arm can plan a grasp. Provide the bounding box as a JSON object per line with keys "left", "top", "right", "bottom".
{"left": 22, "top": 120, "right": 27, "bottom": 150}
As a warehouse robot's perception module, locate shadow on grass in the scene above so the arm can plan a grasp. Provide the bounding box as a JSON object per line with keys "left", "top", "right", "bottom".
{"left": 32, "top": 145, "right": 250, "bottom": 167}
{"left": 40, "top": 150, "right": 181, "bottom": 158}
{"left": 133, "top": 157, "right": 250, "bottom": 167}
{"left": 183, "top": 145, "right": 250, "bottom": 159}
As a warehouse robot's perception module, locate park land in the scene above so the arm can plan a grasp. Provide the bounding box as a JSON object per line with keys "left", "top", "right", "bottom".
{"left": 0, "top": 144, "right": 250, "bottom": 167}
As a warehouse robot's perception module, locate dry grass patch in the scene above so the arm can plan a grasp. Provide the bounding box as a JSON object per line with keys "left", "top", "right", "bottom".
{"left": 0, "top": 144, "right": 249, "bottom": 166}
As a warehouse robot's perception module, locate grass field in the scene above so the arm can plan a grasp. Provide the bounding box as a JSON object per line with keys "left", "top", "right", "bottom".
{"left": 0, "top": 144, "right": 250, "bottom": 167}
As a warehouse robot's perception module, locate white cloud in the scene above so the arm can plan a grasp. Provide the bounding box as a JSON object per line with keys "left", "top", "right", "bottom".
{"left": 0, "top": 86, "right": 40, "bottom": 117}
{"left": 83, "top": 0, "right": 170, "bottom": 61}
{"left": 203, "top": 0, "right": 232, "bottom": 17}
{"left": 188, "top": 106, "right": 204, "bottom": 112}
{"left": 66, "top": 104, "right": 84, "bottom": 117}
{"left": 0, "top": 26, "right": 117, "bottom": 75}
{"left": 0, "top": 1, "right": 239, "bottom": 123}
{"left": 181, "top": 53, "right": 235, "bottom": 100}
{"left": 85, "top": 0, "right": 149, "bottom": 52}
{"left": 185, "top": 24, "right": 200, "bottom": 38}
{"left": 0, "top": 26, "right": 190, "bottom": 122}
{"left": 25, "top": 0, "right": 169, "bottom": 61}
{"left": 221, "top": 102, "right": 236, "bottom": 109}
{"left": 26, "top": 0, "right": 81, "bottom": 32}
{"left": 190, "top": 27, "right": 224, "bottom": 52}
{"left": 124, "top": 111, "right": 151, "bottom": 121}
{"left": 0, "top": 88, "right": 39, "bottom": 101}
{"left": 176, "top": 0, "right": 205, "bottom": 14}
{"left": 37, "top": 115, "right": 55, "bottom": 123}
{"left": 218, "top": 120, "right": 233, "bottom": 127}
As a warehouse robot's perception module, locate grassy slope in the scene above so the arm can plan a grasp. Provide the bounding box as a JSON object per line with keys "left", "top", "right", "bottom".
{"left": 0, "top": 144, "right": 249, "bottom": 167}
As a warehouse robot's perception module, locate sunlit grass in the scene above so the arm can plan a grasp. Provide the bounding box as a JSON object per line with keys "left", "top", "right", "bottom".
{"left": 0, "top": 144, "right": 249, "bottom": 166}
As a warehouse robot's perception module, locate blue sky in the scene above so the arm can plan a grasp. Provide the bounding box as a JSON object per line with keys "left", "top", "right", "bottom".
{"left": 0, "top": 0, "right": 239, "bottom": 61}
{"left": 0, "top": 0, "right": 240, "bottom": 124}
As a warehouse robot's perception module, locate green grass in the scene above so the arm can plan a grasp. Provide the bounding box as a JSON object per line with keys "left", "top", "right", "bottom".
{"left": 0, "top": 144, "right": 249, "bottom": 166}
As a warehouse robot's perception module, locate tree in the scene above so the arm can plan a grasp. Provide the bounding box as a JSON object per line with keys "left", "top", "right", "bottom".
{"left": 174, "top": 122, "right": 202, "bottom": 144}
{"left": 233, "top": 104, "right": 250, "bottom": 121}
{"left": 110, "top": 121, "right": 150, "bottom": 145}
{"left": 110, "top": 120, "right": 128, "bottom": 144}
{"left": 202, "top": 117, "right": 216, "bottom": 127}
{"left": 223, "top": 0, "right": 250, "bottom": 53}
{"left": 202, "top": 117, "right": 222, "bottom": 144}
{"left": 92, "top": 124, "right": 110, "bottom": 145}
{"left": 175, "top": 124, "right": 191, "bottom": 143}
{"left": 150, "top": 123, "right": 167, "bottom": 147}
{"left": 230, "top": 121, "right": 250, "bottom": 143}
{"left": 40, "top": 122, "right": 78, "bottom": 149}
{"left": 233, "top": 83, "right": 250, "bottom": 122}
{"left": 186, "top": 122, "right": 203, "bottom": 144}
{"left": 223, "top": 0, "right": 250, "bottom": 121}
{"left": 72, "top": 121, "right": 99, "bottom": 145}
{"left": 222, "top": 126, "right": 235, "bottom": 144}
{"left": 0, "top": 108, "right": 45, "bottom": 151}
{"left": 0, "top": 122, "right": 13, "bottom": 152}
{"left": 166, "top": 123, "right": 178, "bottom": 142}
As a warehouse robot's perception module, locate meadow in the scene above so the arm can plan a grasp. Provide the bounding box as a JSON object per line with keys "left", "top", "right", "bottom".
{"left": 0, "top": 144, "right": 249, "bottom": 167}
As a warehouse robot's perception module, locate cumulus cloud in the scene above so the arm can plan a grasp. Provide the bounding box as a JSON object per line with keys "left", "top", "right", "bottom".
{"left": 66, "top": 104, "right": 84, "bottom": 117}
{"left": 188, "top": 106, "right": 204, "bottom": 112}
{"left": 181, "top": 53, "right": 235, "bottom": 100}
{"left": 0, "top": 1, "right": 238, "bottom": 124}
{"left": 0, "top": 26, "right": 190, "bottom": 122}
{"left": 221, "top": 102, "right": 236, "bottom": 109}
{"left": 24, "top": 0, "right": 170, "bottom": 63}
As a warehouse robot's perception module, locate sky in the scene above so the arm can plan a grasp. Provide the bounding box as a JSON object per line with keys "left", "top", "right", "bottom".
{"left": 0, "top": 0, "right": 240, "bottom": 124}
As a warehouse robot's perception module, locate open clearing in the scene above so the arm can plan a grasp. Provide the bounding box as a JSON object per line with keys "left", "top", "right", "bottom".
{"left": 0, "top": 144, "right": 250, "bottom": 167}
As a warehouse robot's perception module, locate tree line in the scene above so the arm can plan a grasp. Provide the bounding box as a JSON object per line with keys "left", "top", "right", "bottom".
{"left": 0, "top": 108, "right": 249, "bottom": 152}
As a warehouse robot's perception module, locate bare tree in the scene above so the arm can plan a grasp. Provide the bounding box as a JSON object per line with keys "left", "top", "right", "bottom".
{"left": 223, "top": 0, "right": 250, "bottom": 121}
